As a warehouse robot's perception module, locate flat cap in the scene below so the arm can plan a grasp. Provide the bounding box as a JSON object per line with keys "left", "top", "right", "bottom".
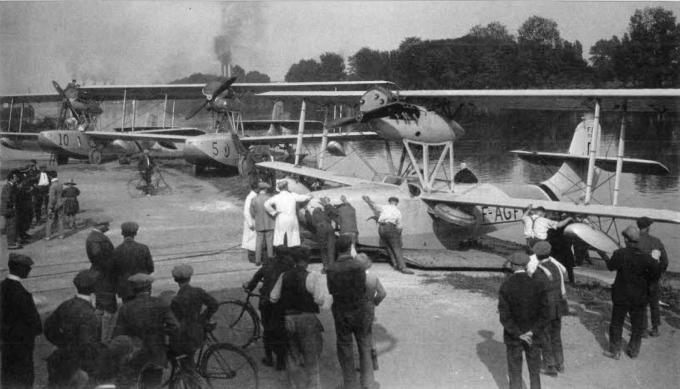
{"left": 128, "top": 273, "right": 154, "bottom": 288}
{"left": 92, "top": 215, "right": 113, "bottom": 226}
{"left": 637, "top": 217, "right": 653, "bottom": 230}
{"left": 8, "top": 253, "right": 34, "bottom": 267}
{"left": 532, "top": 241, "right": 552, "bottom": 256}
{"left": 258, "top": 182, "right": 271, "bottom": 190}
{"left": 121, "top": 221, "right": 139, "bottom": 235}
{"left": 73, "top": 269, "right": 100, "bottom": 291}
{"left": 622, "top": 225, "right": 640, "bottom": 242}
{"left": 171, "top": 264, "right": 194, "bottom": 279}
{"left": 508, "top": 251, "right": 530, "bottom": 266}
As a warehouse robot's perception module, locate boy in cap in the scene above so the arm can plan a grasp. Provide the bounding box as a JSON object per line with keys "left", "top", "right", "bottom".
{"left": 1, "top": 253, "right": 43, "bottom": 389}
{"left": 636, "top": 217, "right": 668, "bottom": 337}
{"left": 62, "top": 178, "right": 80, "bottom": 229}
{"left": 111, "top": 221, "right": 154, "bottom": 302}
{"left": 170, "top": 264, "right": 219, "bottom": 359}
{"left": 44, "top": 269, "right": 102, "bottom": 387}
{"left": 113, "top": 273, "right": 178, "bottom": 387}
{"left": 86, "top": 215, "right": 117, "bottom": 340}
{"left": 499, "top": 251, "right": 549, "bottom": 389}
{"left": 604, "top": 225, "right": 661, "bottom": 359}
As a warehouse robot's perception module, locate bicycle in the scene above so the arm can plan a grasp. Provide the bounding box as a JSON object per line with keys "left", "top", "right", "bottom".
{"left": 127, "top": 166, "right": 171, "bottom": 198}
{"left": 212, "top": 287, "right": 262, "bottom": 348}
{"left": 138, "top": 323, "right": 259, "bottom": 389}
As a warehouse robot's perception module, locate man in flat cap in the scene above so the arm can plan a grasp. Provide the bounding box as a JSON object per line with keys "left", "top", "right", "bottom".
{"left": 0, "top": 254, "right": 42, "bottom": 389}
{"left": 636, "top": 217, "right": 668, "bottom": 337}
{"left": 113, "top": 273, "right": 179, "bottom": 387}
{"left": 44, "top": 269, "right": 103, "bottom": 387}
{"left": 111, "top": 221, "right": 154, "bottom": 302}
{"left": 86, "top": 215, "right": 117, "bottom": 340}
{"left": 499, "top": 251, "right": 549, "bottom": 389}
{"left": 529, "top": 241, "right": 568, "bottom": 376}
{"left": 604, "top": 225, "right": 661, "bottom": 360}
{"left": 169, "top": 264, "right": 219, "bottom": 359}
{"left": 251, "top": 181, "right": 275, "bottom": 265}
{"left": 1, "top": 170, "right": 22, "bottom": 249}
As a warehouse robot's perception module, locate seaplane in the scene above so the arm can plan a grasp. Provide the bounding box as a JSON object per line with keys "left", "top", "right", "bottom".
{"left": 254, "top": 87, "right": 680, "bottom": 268}
{"left": 0, "top": 79, "right": 393, "bottom": 174}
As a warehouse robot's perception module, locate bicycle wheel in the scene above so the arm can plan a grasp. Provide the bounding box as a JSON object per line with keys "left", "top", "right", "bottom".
{"left": 199, "top": 343, "right": 259, "bottom": 389}
{"left": 213, "top": 301, "right": 260, "bottom": 348}
{"left": 169, "top": 366, "right": 211, "bottom": 389}
{"left": 127, "top": 177, "right": 146, "bottom": 198}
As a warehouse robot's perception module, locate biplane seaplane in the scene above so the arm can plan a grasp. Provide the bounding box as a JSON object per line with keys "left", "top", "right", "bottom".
{"left": 254, "top": 87, "right": 680, "bottom": 267}
{"left": 0, "top": 79, "right": 393, "bottom": 174}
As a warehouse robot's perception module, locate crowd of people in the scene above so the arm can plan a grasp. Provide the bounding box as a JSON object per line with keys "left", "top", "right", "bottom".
{"left": 1, "top": 160, "right": 81, "bottom": 248}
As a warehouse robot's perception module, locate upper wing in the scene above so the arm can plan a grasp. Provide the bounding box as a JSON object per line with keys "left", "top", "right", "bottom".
{"left": 256, "top": 161, "right": 378, "bottom": 187}
{"left": 240, "top": 131, "right": 381, "bottom": 146}
{"left": 420, "top": 189, "right": 680, "bottom": 224}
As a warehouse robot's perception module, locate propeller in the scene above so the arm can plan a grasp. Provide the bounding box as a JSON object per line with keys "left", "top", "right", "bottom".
{"left": 185, "top": 76, "right": 238, "bottom": 120}
{"left": 52, "top": 81, "right": 80, "bottom": 119}
{"left": 327, "top": 102, "right": 421, "bottom": 128}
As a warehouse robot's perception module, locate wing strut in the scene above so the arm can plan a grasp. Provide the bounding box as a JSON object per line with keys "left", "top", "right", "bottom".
{"left": 318, "top": 109, "right": 329, "bottom": 169}
{"left": 18, "top": 103, "right": 24, "bottom": 133}
{"left": 162, "top": 94, "right": 168, "bottom": 128}
{"left": 584, "top": 99, "right": 601, "bottom": 204}
{"left": 294, "top": 99, "right": 307, "bottom": 166}
{"left": 7, "top": 97, "right": 13, "bottom": 131}
{"left": 613, "top": 102, "right": 627, "bottom": 206}
{"left": 120, "top": 89, "right": 127, "bottom": 132}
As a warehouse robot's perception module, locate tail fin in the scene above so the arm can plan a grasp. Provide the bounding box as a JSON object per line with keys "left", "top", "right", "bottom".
{"left": 267, "top": 101, "right": 293, "bottom": 135}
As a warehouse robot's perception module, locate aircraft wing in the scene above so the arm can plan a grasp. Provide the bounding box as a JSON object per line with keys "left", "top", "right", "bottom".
{"left": 0, "top": 94, "right": 62, "bottom": 104}
{"left": 420, "top": 190, "right": 680, "bottom": 224}
{"left": 86, "top": 131, "right": 190, "bottom": 143}
{"left": 0, "top": 132, "right": 40, "bottom": 139}
{"left": 511, "top": 150, "right": 670, "bottom": 175}
{"left": 240, "top": 131, "right": 381, "bottom": 146}
{"left": 256, "top": 161, "right": 378, "bottom": 187}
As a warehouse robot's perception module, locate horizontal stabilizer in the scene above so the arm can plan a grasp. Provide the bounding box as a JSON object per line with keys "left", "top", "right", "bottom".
{"left": 511, "top": 150, "right": 670, "bottom": 175}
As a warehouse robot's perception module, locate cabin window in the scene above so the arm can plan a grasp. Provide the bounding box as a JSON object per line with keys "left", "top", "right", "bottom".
{"left": 407, "top": 183, "right": 421, "bottom": 197}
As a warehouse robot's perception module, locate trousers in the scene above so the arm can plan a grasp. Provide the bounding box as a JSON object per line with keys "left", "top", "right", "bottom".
{"left": 643, "top": 281, "right": 661, "bottom": 330}
{"left": 540, "top": 318, "right": 563, "bottom": 369}
{"left": 3, "top": 215, "right": 17, "bottom": 245}
{"left": 261, "top": 302, "right": 286, "bottom": 363}
{"left": 378, "top": 223, "right": 406, "bottom": 270}
{"left": 506, "top": 341, "right": 541, "bottom": 389}
{"left": 609, "top": 302, "right": 645, "bottom": 357}
{"left": 332, "top": 305, "right": 375, "bottom": 389}
{"left": 1, "top": 340, "right": 36, "bottom": 389}
{"left": 315, "top": 223, "right": 336, "bottom": 270}
{"left": 46, "top": 208, "right": 64, "bottom": 238}
{"left": 255, "top": 230, "right": 274, "bottom": 265}
{"left": 285, "top": 313, "right": 323, "bottom": 389}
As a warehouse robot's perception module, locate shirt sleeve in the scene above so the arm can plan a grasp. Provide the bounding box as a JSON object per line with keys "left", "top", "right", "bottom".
{"left": 373, "top": 277, "right": 387, "bottom": 306}
{"left": 264, "top": 196, "right": 277, "bottom": 216}
{"left": 306, "top": 271, "right": 332, "bottom": 309}
{"left": 269, "top": 274, "right": 283, "bottom": 303}
{"left": 293, "top": 193, "right": 312, "bottom": 202}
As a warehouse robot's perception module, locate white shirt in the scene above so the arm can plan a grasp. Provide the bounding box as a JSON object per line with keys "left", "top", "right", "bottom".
{"left": 270, "top": 269, "right": 332, "bottom": 310}
{"left": 377, "top": 204, "right": 402, "bottom": 229}
{"left": 264, "top": 190, "right": 311, "bottom": 247}
{"left": 522, "top": 214, "right": 557, "bottom": 240}
{"left": 38, "top": 172, "right": 50, "bottom": 186}
{"left": 7, "top": 274, "right": 23, "bottom": 283}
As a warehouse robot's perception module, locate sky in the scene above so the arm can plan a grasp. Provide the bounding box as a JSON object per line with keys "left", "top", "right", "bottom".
{"left": 1, "top": 0, "right": 679, "bottom": 94}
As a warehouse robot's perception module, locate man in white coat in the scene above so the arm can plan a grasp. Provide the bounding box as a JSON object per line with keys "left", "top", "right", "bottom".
{"left": 242, "top": 181, "right": 258, "bottom": 263}
{"left": 264, "top": 180, "right": 312, "bottom": 247}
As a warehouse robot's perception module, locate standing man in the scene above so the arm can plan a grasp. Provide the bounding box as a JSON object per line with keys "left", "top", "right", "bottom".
{"left": 251, "top": 182, "right": 276, "bottom": 266}
{"left": 44, "top": 269, "right": 102, "bottom": 387}
{"left": 327, "top": 235, "right": 378, "bottom": 389}
{"left": 333, "top": 195, "right": 359, "bottom": 250}
{"left": 113, "top": 273, "right": 179, "bottom": 387}
{"left": 311, "top": 198, "right": 336, "bottom": 271}
{"left": 499, "top": 251, "right": 550, "bottom": 389}
{"left": 137, "top": 149, "right": 155, "bottom": 195}
{"left": 355, "top": 253, "right": 386, "bottom": 371}
{"left": 242, "top": 181, "right": 259, "bottom": 264}
{"left": 111, "top": 221, "right": 154, "bottom": 302}
{"left": 270, "top": 246, "right": 329, "bottom": 389}
{"left": 530, "top": 241, "right": 568, "bottom": 376}
{"left": 521, "top": 205, "right": 572, "bottom": 251}
{"left": 86, "top": 215, "right": 117, "bottom": 341}
{"left": 170, "top": 264, "right": 219, "bottom": 359}
{"left": 34, "top": 164, "right": 51, "bottom": 224}
{"left": 15, "top": 173, "right": 33, "bottom": 243}
{"left": 45, "top": 174, "right": 65, "bottom": 240}
{"left": 1, "top": 254, "right": 43, "bottom": 389}
{"left": 1, "top": 170, "right": 21, "bottom": 249}
{"left": 603, "top": 225, "right": 661, "bottom": 360}
{"left": 636, "top": 217, "right": 669, "bottom": 337}
{"left": 362, "top": 195, "right": 413, "bottom": 274}
{"left": 264, "top": 180, "right": 312, "bottom": 247}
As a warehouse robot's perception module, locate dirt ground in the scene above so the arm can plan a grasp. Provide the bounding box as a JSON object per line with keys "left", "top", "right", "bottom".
{"left": 2, "top": 160, "right": 679, "bottom": 389}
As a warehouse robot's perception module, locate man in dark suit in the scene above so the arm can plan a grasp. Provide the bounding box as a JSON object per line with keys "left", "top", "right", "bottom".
{"left": 169, "top": 264, "right": 219, "bottom": 359}
{"left": 1, "top": 170, "right": 21, "bottom": 249}
{"left": 44, "top": 269, "right": 103, "bottom": 387}
{"left": 86, "top": 215, "right": 117, "bottom": 340}
{"left": 604, "top": 225, "right": 661, "bottom": 359}
{"left": 530, "top": 241, "right": 568, "bottom": 376}
{"left": 1, "top": 253, "right": 43, "bottom": 389}
{"left": 311, "top": 197, "right": 336, "bottom": 271}
{"left": 636, "top": 217, "right": 669, "bottom": 337}
{"left": 113, "top": 273, "right": 179, "bottom": 387}
{"left": 111, "top": 221, "right": 154, "bottom": 302}
{"left": 499, "top": 251, "right": 550, "bottom": 389}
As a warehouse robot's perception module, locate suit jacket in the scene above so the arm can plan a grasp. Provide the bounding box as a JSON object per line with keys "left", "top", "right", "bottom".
{"left": 113, "top": 293, "right": 178, "bottom": 367}
{"left": 498, "top": 271, "right": 549, "bottom": 345}
{"left": 334, "top": 203, "right": 358, "bottom": 234}
{"left": 43, "top": 297, "right": 102, "bottom": 374}
{"left": 250, "top": 192, "right": 275, "bottom": 232}
{"left": 0, "top": 278, "right": 42, "bottom": 344}
{"left": 608, "top": 246, "right": 660, "bottom": 305}
{"left": 0, "top": 182, "right": 17, "bottom": 217}
{"left": 48, "top": 181, "right": 64, "bottom": 210}
{"left": 170, "top": 285, "right": 219, "bottom": 354}
{"left": 531, "top": 259, "right": 566, "bottom": 319}
{"left": 112, "top": 238, "right": 154, "bottom": 300}
{"left": 638, "top": 232, "right": 669, "bottom": 273}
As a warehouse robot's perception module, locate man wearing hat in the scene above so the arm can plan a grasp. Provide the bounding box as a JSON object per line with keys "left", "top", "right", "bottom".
{"left": 636, "top": 217, "right": 669, "bottom": 337}
{"left": 1, "top": 170, "right": 22, "bottom": 249}
{"left": 251, "top": 181, "right": 276, "bottom": 265}
{"left": 138, "top": 149, "right": 155, "bottom": 195}
{"left": 264, "top": 179, "right": 312, "bottom": 247}
{"left": 0, "top": 254, "right": 42, "bottom": 389}
{"left": 499, "top": 251, "right": 549, "bottom": 389}
{"left": 62, "top": 178, "right": 80, "bottom": 230}
{"left": 113, "top": 273, "right": 179, "bottom": 387}
{"left": 604, "top": 225, "right": 661, "bottom": 360}
{"left": 169, "top": 264, "right": 219, "bottom": 358}
{"left": 530, "top": 241, "right": 568, "bottom": 376}
{"left": 86, "top": 215, "right": 117, "bottom": 340}
{"left": 45, "top": 172, "right": 65, "bottom": 240}
{"left": 111, "top": 221, "right": 154, "bottom": 302}
{"left": 44, "top": 269, "right": 102, "bottom": 387}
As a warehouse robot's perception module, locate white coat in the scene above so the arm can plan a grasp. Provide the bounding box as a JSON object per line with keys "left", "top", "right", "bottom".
{"left": 241, "top": 191, "right": 257, "bottom": 251}
{"left": 264, "top": 190, "right": 311, "bottom": 247}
